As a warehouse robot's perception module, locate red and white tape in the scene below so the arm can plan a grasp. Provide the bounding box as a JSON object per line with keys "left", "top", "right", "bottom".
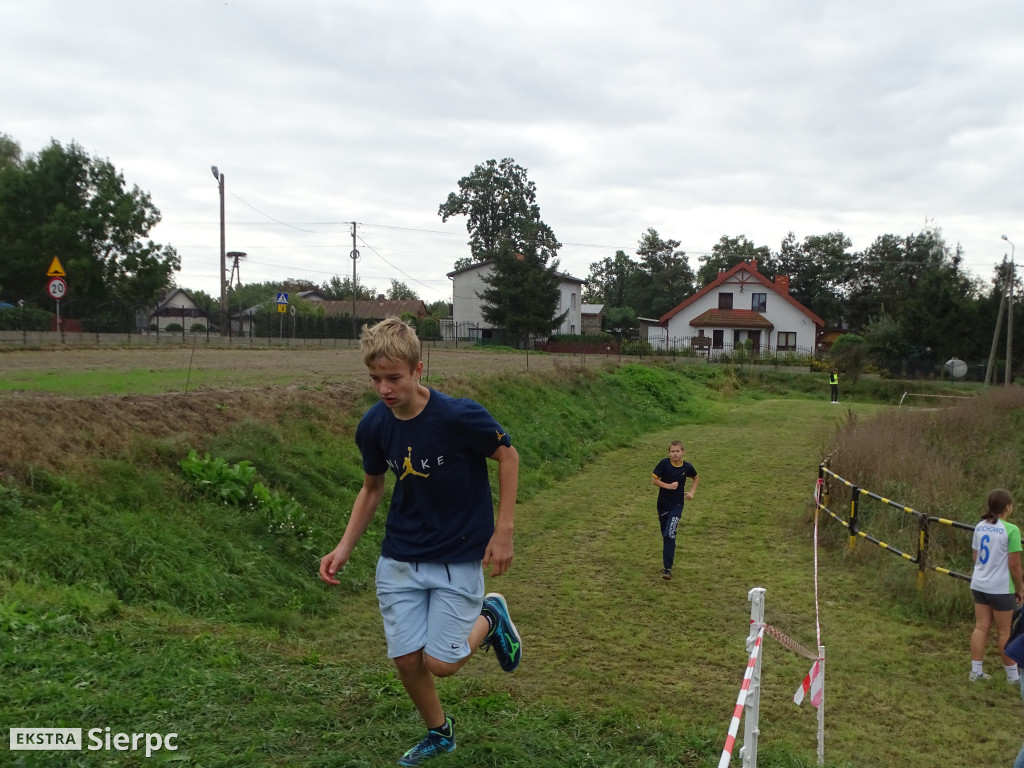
{"left": 718, "top": 626, "right": 765, "bottom": 768}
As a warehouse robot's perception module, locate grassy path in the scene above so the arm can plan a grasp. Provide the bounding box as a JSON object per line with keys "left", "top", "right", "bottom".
{"left": 463, "top": 398, "right": 1021, "bottom": 767}
{"left": 312, "top": 396, "right": 1021, "bottom": 766}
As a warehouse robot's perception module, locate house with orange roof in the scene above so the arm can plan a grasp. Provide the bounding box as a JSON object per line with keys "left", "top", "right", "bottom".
{"left": 652, "top": 260, "right": 824, "bottom": 355}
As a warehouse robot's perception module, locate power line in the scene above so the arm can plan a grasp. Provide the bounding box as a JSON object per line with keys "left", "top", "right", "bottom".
{"left": 357, "top": 233, "right": 443, "bottom": 294}
{"left": 228, "top": 192, "right": 321, "bottom": 233}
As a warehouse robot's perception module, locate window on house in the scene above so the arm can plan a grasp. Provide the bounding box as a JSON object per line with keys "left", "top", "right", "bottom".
{"left": 571, "top": 292, "right": 576, "bottom": 310}
{"left": 556, "top": 293, "right": 562, "bottom": 309}
{"left": 718, "top": 293, "right": 733, "bottom": 310}
{"left": 733, "top": 330, "right": 743, "bottom": 347}
{"left": 751, "top": 293, "right": 766, "bottom": 312}
{"left": 713, "top": 330, "right": 724, "bottom": 349}
{"left": 778, "top": 331, "right": 796, "bottom": 351}
{"left": 570, "top": 324, "right": 575, "bottom": 334}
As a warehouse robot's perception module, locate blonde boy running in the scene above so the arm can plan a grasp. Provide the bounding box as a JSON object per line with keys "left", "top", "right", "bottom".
{"left": 319, "top": 318, "right": 522, "bottom": 765}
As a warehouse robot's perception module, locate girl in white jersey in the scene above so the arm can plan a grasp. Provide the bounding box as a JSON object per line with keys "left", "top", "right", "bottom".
{"left": 969, "top": 488, "right": 1024, "bottom": 682}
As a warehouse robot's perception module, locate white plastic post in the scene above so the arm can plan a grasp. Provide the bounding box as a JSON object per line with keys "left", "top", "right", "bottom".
{"left": 817, "top": 645, "right": 825, "bottom": 765}
{"left": 741, "top": 587, "right": 766, "bottom": 768}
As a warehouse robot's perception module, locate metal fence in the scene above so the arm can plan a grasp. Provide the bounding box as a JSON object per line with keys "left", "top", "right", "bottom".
{"left": 817, "top": 463, "right": 975, "bottom": 589}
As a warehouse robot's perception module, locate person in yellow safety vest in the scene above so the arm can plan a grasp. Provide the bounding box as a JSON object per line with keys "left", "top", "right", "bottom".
{"left": 829, "top": 369, "right": 839, "bottom": 403}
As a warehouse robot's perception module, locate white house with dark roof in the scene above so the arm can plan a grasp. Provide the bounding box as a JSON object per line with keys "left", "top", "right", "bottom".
{"left": 447, "top": 260, "right": 585, "bottom": 339}
{"left": 149, "top": 288, "right": 206, "bottom": 331}
{"left": 653, "top": 260, "right": 824, "bottom": 354}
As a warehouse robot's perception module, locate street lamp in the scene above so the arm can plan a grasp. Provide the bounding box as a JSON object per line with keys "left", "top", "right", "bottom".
{"left": 211, "top": 166, "right": 227, "bottom": 336}
{"left": 1003, "top": 234, "right": 1015, "bottom": 385}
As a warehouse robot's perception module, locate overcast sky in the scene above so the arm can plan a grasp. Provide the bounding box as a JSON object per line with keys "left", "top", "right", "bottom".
{"left": 4, "top": 0, "right": 1023, "bottom": 304}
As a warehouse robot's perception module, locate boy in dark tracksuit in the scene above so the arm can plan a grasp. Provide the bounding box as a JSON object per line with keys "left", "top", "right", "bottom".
{"left": 651, "top": 440, "right": 699, "bottom": 580}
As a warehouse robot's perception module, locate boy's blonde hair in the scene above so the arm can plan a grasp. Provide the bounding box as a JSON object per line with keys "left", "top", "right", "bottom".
{"left": 669, "top": 439, "right": 683, "bottom": 449}
{"left": 359, "top": 317, "right": 421, "bottom": 370}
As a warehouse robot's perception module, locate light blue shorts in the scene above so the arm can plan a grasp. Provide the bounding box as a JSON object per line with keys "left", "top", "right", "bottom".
{"left": 375, "top": 557, "right": 484, "bottom": 663}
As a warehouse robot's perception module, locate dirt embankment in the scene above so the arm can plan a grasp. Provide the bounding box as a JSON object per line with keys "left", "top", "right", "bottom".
{"left": 0, "top": 345, "right": 601, "bottom": 482}
{"left": 0, "top": 384, "right": 363, "bottom": 482}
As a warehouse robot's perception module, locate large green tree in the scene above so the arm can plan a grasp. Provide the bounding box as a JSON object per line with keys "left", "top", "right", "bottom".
{"left": 777, "top": 231, "right": 854, "bottom": 329}
{"left": 0, "top": 138, "right": 179, "bottom": 318}
{"left": 319, "top": 275, "right": 376, "bottom": 301}
{"left": 441, "top": 158, "right": 566, "bottom": 340}
{"left": 386, "top": 280, "right": 419, "bottom": 301}
{"left": 438, "top": 157, "right": 560, "bottom": 264}
{"left": 630, "top": 228, "right": 695, "bottom": 319}
{"left": 696, "top": 235, "right": 775, "bottom": 287}
{"left": 846, "top": 228, "right": 981, "bottom": 361}
{"left": 583, "top": 250, "right": 641, "bottom": 307}
{"left": 0, "top": 133, "right": 21, "bottom": 169}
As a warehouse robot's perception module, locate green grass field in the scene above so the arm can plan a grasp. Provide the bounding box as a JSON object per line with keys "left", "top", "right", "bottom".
{"left": 0, "top": 356, "right": 1018, "bottom": 766}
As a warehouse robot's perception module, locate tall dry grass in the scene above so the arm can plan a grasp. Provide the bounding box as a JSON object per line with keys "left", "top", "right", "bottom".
{"left": 822, "top": 388, "right": 1024, "bottom": 619}
{"left": 827, "top": 387, "right": 1024, "bottom": 520}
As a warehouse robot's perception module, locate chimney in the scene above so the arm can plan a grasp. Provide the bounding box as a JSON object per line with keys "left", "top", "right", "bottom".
{"left": 774, "top": 275, "right": 790, "bottom": 294}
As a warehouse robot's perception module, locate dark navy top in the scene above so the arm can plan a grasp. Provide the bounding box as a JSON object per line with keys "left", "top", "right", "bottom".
{"left": 356, "top": 388, "right": 512, "bottom": 563}
{"left": 652, "top": 458, "right": 698, "bottom": 512}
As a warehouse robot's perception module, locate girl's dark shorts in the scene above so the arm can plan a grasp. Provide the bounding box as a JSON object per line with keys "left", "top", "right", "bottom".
{"left": 972, "top": 589, "right": 1017, "bottom": 612}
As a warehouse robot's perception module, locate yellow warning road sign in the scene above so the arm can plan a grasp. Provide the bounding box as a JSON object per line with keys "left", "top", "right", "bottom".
{"left": 47, "top": 257, "right": 66, "bottom": 277}
{"left": 277, "top": 304, "right": 287, "bottom": 313}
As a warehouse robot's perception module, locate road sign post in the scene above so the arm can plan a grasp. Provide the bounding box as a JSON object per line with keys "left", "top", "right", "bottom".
{"left": 46, "top": 266, "right": 68, "bottom": 342}
{"left": 47, "top": 277, "right": 67, "bottom": 300}
{"left": 276, "top": 293, "right": 288, "bottom": 341}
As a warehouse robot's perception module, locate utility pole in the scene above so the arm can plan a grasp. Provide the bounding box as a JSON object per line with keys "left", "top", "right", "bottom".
{"left": 211, "top": 166, "right": 227, "bottom": 336}
{"left": 350, "top": 222, "right": 360, "bottom": 340}
{"left": 984, "top": 271, "right": 1007, "bottom": 385}
{"left": 226, "top": 251, "right": 246, "bottom": 339}
{"left": 1003, "top": 235, "right": 1015, "bottom": 385}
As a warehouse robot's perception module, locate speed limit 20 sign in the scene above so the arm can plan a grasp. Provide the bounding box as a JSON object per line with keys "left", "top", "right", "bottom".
{"left": 47, "top": 276, "right": 67, "bottom": 300}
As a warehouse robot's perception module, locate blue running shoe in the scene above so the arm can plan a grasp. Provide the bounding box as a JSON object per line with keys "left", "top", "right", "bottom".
{"left": 397, "top": 716, "right": 455, "bottom": 766}
{"left": 480, "top": 592, "right": 522, "bottom": 672}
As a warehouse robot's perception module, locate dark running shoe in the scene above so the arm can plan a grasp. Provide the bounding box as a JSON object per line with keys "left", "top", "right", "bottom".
{"left": 480, "top": 592, "right": 522, "bottom": 672}
{"left": 397, "top": 716, "right": 456, "bottom": 766}
{"left": 661, "top": 568, "right": 672, "bottom": 580}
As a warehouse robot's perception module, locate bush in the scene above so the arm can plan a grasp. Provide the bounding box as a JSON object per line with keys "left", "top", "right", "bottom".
{"left": 164, "top": 323, "right": 183, "bottom": 333}
{"left": 0, "top": 304, "right": 53, "bottom": 331}
{"left": 830, "top": 333, "right": 867, "bottom": 382}
{"left": 190, "top": 323, "right": 207, "bottom": 333}
{"left": 621, "top": 339, "right": 654, "bottom": 356}
{"left": 419, "top": 317, "right": 442, "bottom": 340}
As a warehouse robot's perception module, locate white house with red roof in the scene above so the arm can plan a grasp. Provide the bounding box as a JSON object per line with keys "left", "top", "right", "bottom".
{"left": 652, "top": 260, "right": 824, "bottom": 354}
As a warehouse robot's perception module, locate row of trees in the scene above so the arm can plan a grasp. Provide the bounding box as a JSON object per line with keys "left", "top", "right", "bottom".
{"left": 0, "top": 135, "right": 180, "bottom": 327}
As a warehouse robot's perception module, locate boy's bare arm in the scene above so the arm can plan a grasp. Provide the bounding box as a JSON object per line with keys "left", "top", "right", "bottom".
{"left": 319, "top": 473, "right": 386, "bottom": 585}
{"left": 484, "top": 444, "right": 519, "bottom": 576}
{"left": 652, "top": 475, "right": 678, "bottom": 490}
{"left": 686, "top": 475, "right": 699, "bottom": 500}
